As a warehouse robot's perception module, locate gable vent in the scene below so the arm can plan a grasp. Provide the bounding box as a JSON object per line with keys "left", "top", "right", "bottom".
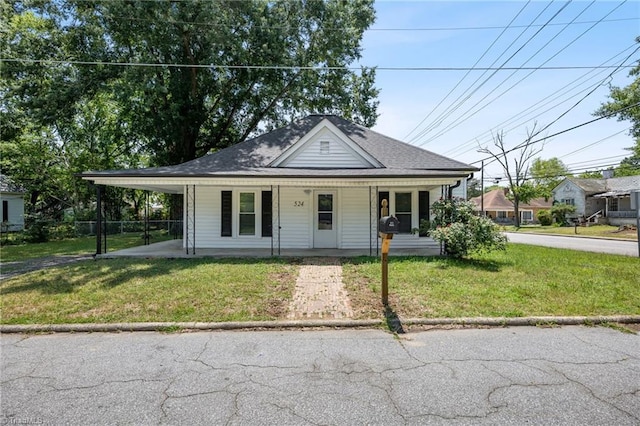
{"left": 320, "top": 141, "right": 330, "bottom": 155}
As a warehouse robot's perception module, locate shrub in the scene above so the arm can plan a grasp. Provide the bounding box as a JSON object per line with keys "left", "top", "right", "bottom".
{"left": 537, "top": 209, "right": 553, "bottom": 226}
{"left": 429, "top": 198, "right": 507, "bottom": 258}
{"left": 23, "top": 220, "right": 50, "bottom": 243}
{"left": 551, "top": 204, "right": 577, "bottom": 225}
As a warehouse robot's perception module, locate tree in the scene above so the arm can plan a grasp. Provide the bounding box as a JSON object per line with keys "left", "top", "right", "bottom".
{"left": 594, "top": 39, "right": 640, "bottom": 139}
{"left": 478, "top": 125, "right": 544, "bottom": 227}
{"left": 579, "top": 171, "right": 606, "bottom": 178}
{"left": 5, "top": 0, "right": 379, "bottom": 167}
{"left": 614, "top": 138, "right": 640, "bottom": 177}
{"left": 595, "top": 38, "right": 640, "bottom": 177}
{"left": 466, "top": 178, "right": 482, "bottom": 199}
{"left": 3, "top": 0, "right": 380, "bottom": 222}
{"left": 530, "top": 157, "right": 570, "bottom": 199}
{"left": 428, "top": 198, "right": 506, "bottom": 258}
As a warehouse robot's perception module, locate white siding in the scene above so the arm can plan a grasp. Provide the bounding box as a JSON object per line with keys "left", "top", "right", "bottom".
{"left": 282, "top": 128, "right": 371, "bottom": 168}
{"left": 189, "top": 185, "right": 446, "bottom": 252}
{"left": 0, "top": 194, "right": 24, "bottom": 231}
{"left": 553, "top": 181, "right": 586, "bottom": 215}
{"left": 340, "top": 188, "right": 371, "bottom": 249}
{"left": 278, "top": 188, "right": 312, "bottom": 248}
{"left": 193, "top": 186, "right": 272, "bottom": 248}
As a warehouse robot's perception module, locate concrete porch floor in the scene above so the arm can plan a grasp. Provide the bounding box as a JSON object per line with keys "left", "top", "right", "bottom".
{"left": 97, "top": 239, "right": 441, "bottom": 258}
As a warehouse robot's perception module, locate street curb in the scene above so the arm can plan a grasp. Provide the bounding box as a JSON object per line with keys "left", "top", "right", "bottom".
{"left": 504, "top": 231, "right": 637, "bottom": 243}
{"left": 1, "top": 315, "right": 639, "bottom": 334}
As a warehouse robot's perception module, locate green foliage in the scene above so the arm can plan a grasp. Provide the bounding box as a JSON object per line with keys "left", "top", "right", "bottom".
{"left": 530, "top": 157, "right": 570, "bottom": 198}
{"left": 536, "top": 209, "right": 553, "bottom": 226}
{"left": 428, "top": 198, "right": 507, "bottom": 258}
{"left": 550, "top": 203, "right": 577, "bottom": 225}
{"left": 614, "top": 138, "right": 640, "bottom": 177}
{"left": 595, "top": 43, "right": 640, "bottom": 139}
{"left": 23, "top": 219, "right": 51, "bottom": 243}
{"left": 508, "top": 182, "right": 540, "bottom": 205}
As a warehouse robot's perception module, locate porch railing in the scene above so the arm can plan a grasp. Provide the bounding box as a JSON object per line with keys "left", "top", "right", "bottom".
{"left": 608, "top": 210, "right": 636, "bottom": 218}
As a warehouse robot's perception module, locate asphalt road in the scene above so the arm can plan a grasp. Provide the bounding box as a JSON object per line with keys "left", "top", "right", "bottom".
{"left": 2, "top": 327, "right": 639, "bottom": 425}
{"left": 505, "top": 232, "right": 640, "bottom": 257}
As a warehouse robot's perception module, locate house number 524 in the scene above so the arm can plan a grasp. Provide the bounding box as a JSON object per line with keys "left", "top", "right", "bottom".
{"left": 294, "top": 201, "right": 304, "bottom": 207}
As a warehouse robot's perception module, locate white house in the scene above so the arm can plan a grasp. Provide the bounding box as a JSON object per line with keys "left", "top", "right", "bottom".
{"left": 82, "top": 115, "right": 477, "bottom": 255}
{"left": 0, "top": 174, "right": 25, "bottom": 232}
{"left": 552, "top": 176, "right": 640, "bottom": 226}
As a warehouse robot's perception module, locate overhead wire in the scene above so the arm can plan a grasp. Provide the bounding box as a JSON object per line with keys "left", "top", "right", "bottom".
{"left": 403, "top": 0, "right": 532, "bottom": 141}
{"left": 470, "top": 100, "right": 640, "bottom": 166}
{"left": 442, "top": 44, "right": 637, "bottom": 157}
{"left": 407, "top": 0, "right": 561, "bottom": 144}
{"left": 415, "top": 0, "right": 629, "bottom": 147}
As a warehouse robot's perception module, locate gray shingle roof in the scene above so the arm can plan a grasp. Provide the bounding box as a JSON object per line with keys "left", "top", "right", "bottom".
{"left": 0, "top": 174, "right": 25, "bottom": 194}
{"left": 82, "top": 115, "right": 478, "bottom": 178}
{"left": 564, "top": 176, "right": 640, "bottom": 196}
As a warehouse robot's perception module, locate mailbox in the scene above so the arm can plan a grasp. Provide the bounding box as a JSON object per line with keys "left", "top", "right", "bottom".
{"left": 379, "top": 215, "right": 400, "bottom": 234}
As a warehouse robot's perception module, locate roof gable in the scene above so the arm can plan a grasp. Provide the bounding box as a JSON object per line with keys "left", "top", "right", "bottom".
{"left": 270, "top": 118, "right": 381, "bottom": 168}
{"left": 81, "top": 115, "right": 478, "bottom": 180}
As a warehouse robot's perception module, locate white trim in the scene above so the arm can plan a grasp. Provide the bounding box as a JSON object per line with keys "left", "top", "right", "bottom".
{"left": 86, "top": 177, "right": 467, "bottom": 193}
{"left": 269, "top": 118, "right": 382, "bottom": 168}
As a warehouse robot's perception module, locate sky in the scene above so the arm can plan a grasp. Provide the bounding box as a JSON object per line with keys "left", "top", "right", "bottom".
{"left": 357, "top": 0, "right": 639, "bottom": 183}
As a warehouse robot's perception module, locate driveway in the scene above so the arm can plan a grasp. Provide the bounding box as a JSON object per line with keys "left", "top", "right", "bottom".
{"left": 505, "top": 232, "right": 639, "bottom": 257}
{"left": 2, "top": 327, "right": 639, "bottom": 425}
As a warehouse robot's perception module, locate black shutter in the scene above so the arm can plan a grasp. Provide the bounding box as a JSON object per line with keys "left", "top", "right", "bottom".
{"left": 418, "top": 191, "right": 430, "bottom": 236}
{"left": 221, "top": 191, "right": 232, "bottom": 237}
{"left": 261, "top": 191, "right": 272, "bottom": 237}
{"left": 2, "top": 200, "right": 8, "bottom": 222}
{"left": 378, "top": 191, "right": 390, "bottom": 218}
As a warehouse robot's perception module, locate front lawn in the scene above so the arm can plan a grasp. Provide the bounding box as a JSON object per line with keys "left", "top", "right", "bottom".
{"left": 1, "top": 244, "right": 638, "bottom": 325}
{"left": 0, "top": 258, "right": 298, "bottom": 324}
{"left": 343, "top": 244, "right": 640, "bottom": 319}
{"left": 0, "top": 232, "right": 173, "bottom": 263}
{"left": 504, "top": 224, "right": 637, "bottom": 240}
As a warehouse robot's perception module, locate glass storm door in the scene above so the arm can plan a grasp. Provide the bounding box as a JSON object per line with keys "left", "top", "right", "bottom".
{"left": 314, "top": 192, "right": 337, "bottom": 248}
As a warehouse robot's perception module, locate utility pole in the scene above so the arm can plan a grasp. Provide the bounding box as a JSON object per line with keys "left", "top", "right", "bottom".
{"left": 481, "top": 160, "right": 484, "bottom": 216}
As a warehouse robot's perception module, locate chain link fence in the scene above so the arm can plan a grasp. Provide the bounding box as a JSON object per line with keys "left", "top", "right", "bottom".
{"left": 74, "top": 220, "right": 183, "bottom": 237}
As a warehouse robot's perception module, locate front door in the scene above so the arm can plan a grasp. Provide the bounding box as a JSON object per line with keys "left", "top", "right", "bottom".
{"left": 314, "top": 191, "right": 337, "bottom": 248}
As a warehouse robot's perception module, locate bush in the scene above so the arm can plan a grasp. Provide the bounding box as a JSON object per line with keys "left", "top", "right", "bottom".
{"left": 429, "top": 198, "right": 507, "bottom": 258}
{"left": 537, "top": 209, "right": 553, "bottom": 226}
{"left": 551, "top": 204, "right": 577, "bottom": 225}
{"left": 23, "top": 220, "right": 50, "bottom": 243}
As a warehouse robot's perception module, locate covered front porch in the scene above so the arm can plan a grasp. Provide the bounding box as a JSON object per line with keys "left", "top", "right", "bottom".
{"left": 96, "top": 239, "right": 442, "bottom": 258}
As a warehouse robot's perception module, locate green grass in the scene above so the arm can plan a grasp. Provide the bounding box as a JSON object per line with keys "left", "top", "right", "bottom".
{"left": 0, "top": 232, "right": 173, "bottom": 262}
{"left": 0, "top": 258, "right": 298, "bottom": 324}
{"left": 503, "top": 224, "right": 637, "bottom": 240}
{"left": 343, "top": 244, "right": 640, "bottom": 319}
{"left": 2, "top": 243, "right": 638, "bottom": 325}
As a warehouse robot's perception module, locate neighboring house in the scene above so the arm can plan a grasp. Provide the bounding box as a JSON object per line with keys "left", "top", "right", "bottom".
{"left": 0, "top": 174, "right": 26, "bottom": 231}
{"left": 552, "top": 176, "right": 640, "bottom": 226}
{"left": 469, "top": 188, "right": 552, "bottom": 225}
{"left": 82, "top": 115, "right": 477, "bottom": 255}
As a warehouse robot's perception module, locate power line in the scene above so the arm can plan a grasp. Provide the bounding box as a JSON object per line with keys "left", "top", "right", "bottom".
{"left": 2, "top": 58, "right": 633, "bottom": 71}
{"left": 558, "top": 128, "right": 631, "bottom": 158}
{"left": 415, "top": 0, "right": 629, "bottom": 147}
{"left": 442, "top": 44, "right": 637, "bottom": 158}
{"left": 403, "top": 0, "right": 532, "bottom": 141}
{"left": 471, "top": 100, "right": 640, "bottom": 165}
{"left": 407, "top": 0, "right": 561, "bottom": 144}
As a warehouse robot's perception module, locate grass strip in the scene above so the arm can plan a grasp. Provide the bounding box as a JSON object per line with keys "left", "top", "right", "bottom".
{"left": 343, "top": 243, "right": 640, "bottom": 319}
{"left": 1, "top": 258, "right": 298, "bottom": 324}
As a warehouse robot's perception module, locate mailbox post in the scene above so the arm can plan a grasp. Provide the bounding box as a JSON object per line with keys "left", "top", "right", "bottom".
{"left": 379, "top": 199, "right": 399, "bottom": 306}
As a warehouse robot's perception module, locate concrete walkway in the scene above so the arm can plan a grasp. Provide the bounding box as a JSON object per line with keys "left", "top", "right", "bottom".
{"left": 287, "top": 258, "right": 353, "bottom": 320}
